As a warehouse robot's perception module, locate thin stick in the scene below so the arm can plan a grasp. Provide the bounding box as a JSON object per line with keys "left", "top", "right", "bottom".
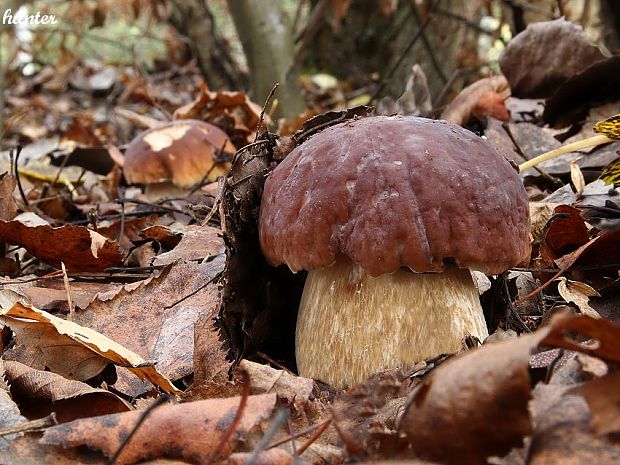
{"left": 268, "top": 418, "right": 331, "bottom": 450}
{"left": 371, "top": 0, "right": 440, "bottom": 103}
{"left": 297, "top": 418, "right": 332, "bottom": 455}
{"left": 0, "top": 413, "right": 56, "bottom": 437}
{"left": 245, "top": 408, "right": 290, "bottom": 465}
{"left": 254, "top": 83, "right": 279, "bottom": 143}
{"left": 60, "top": 262, "right": 75, "bottom": 320}
{"left": 11, "top": 147, "right": 29, "bottom": 208}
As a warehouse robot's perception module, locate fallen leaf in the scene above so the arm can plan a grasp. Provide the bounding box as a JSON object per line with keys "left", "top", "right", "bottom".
{"left": 0, "top": 291, "right": 180, "bottom": 394}
{"left": 400, "top": 315, "right": 620, "bottom": 465}
{"left": 570, "top": 158, "right": 586, "bottom": 196}
{"left": 41, "top": 393, "right": 277, "bottom": 465}
{"left": 0, "top": 174, "right": 17, "bottom": 222}
{"left": 499, "top": 18, "right": 605, "bottom": 98}
{"left": 0, "top": 220, "right": 123, "bottom": 272}
{"left": 239, "top": 359, "right": 314, "bottom": 405}
{"left": 4, "top": 360, "right": 130, "bottom": 422}
{"left": 220, "top": 449, "right": 293, "bottom": 465}
{"left": 539, "top": 205, "right": 590, "bottom": 266}
{"left": 472, "top": 91, "right": 509, "bottom": 122}
{"left": 556, "top": 278, "right": 601, "bottom": 318}
{"left": 152, "top": 225, "right": 224, "bottom": 266}
{"left": 74, "top": 257, "right": 224, "bottom": 396}
{"left": 571, "top": 370, "right": 620, "bottom": 435}
{"left": 440, "top": 75, "right": 509, "bottom": 126}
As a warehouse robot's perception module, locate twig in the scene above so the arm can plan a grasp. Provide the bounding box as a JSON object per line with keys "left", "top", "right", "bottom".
{"left": 408, "top": 0, "right": 447, "bottom": 84}
{"left": 296, "top": 418, "right": 332, "bottom": 455}
{"left": 501, "top": 123, "right": 562, "bottom": 186}
{"left": 254, "top": 83, "right": 279, "bottom": 143}
{"left": 207, "top": 369, "right": 251, "bottom": 464}
{"left": 330, "top": 408, "right": 365, "bottom": 457}
{"left": 501, "top": 272, "right": 531, "bottom": 333}
{"left": 60, "top": 262, "right": 75, "bottom": 321}
{"left": 0, "top": 413, "right": 56, "bottom": 437}
{"left": 107, "top": 395, "right": 171, "bottom": 465}
{"left": 10, "top": 147, "right": 29, "bottom": 208}
{"left": 370, "top": 0, "right": 440, "bottom": 103}
{"left": 0, "top": 271, "right": 63, "bottom": 285}
{"left": 544, "top": 348, "right": 565, "bottom": 383}
{"left": 245, "top": 408, "right": 290, "bottom": 465}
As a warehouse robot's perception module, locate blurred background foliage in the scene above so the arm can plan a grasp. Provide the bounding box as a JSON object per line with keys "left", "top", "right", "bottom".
{"left": 1, "top": 0, "right": 620, "bottom": 126}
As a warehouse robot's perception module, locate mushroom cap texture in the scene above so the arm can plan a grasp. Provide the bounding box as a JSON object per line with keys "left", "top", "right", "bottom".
{"left": 259, "top": 116, "right": 530, "bottom": 276}
{"left": 124, "top": 119, "right": 235, "bottom": 187}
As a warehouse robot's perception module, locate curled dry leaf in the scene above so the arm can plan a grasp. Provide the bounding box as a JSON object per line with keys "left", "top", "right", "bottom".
{"left": 0, "top": 291, "right": 180, "bottom": 395}
{"left": 400, "top": 314, "right": 620, "bottom": 465}
{"left": 239, "top": 359, "right": 314, "bottom": 404}
{"left": 41, "top": 393, "right": 277, "bottom": 465}
{"left": 539, "top": 204, "right": 590, "bottom": 266}
{"left": 4, "top": 360, "right": 130, "bottom": 422}
{"left": 0, "top": 220, "right": 123, "bottom": 272}
{"left": 499, "top": 18, "right": 605, "bottom": 98}
{"left": 556, "top": 277, "right": 601, "bottom": 318}
{"left": 440, "top": 75, "right": 509, "bottom": 126}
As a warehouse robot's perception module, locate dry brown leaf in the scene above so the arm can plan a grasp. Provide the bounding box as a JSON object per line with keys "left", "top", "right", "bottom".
{"left": 4, "top": 360, "right": 130, "bottom": 422}
{"left": 173, "top": 83, "right": 263, "bottom": 145}
{"left": 400, "top": 333, "right": 538, "bottom": 465}
{"left": 74, "top": 257, "right": 224, "bottom": 396}
{"left": 400, "top": 315, "right": 620, "bottom": 465}
{"left": 440, "top": 75, "right": 509, "bottom": 126}
{"left": 114, "top": 108, "right": 166, "bottom": 130}
{"left": 0, "top": 220, "right": 123, "bottom": 272}
{"left": 0, "top": 291, "right": 180, "bottom": 394}
{"left": 556, "top": 277, "right": 601, "bottom": 318}
{"left": 239, "top": 359, "right": 314, "bottom": 404}
{"left": 152, "top": 225, "right": 224, "bottom": 266}
{"left": 529, "top": 384, "right": 620, "bottom": 465}
{"left": 571, "top": 370, "right": 620, "bottom": 435}
{"left": 41, "top": 393, "right": 277, "bottom": 465}
{"left": 0, "top": 174, "right": 17, "bottom": 222}
{"left": 499, "top": 18, "right": 605, "bottom": 98}
{"left": 471, "top": 91, "right": 509, "bottom": 122}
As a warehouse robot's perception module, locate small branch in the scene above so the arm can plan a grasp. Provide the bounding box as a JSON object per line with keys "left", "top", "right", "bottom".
{"left": 0, "top": 413, "right": 56, "bottom": 437}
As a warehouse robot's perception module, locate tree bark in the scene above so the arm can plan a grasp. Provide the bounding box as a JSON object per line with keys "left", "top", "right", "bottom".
{"left": 170, "top": 0, "right": 246, "bottom": 90}
{"left": 227, "top": 0, "right": 305, "bottom": 119}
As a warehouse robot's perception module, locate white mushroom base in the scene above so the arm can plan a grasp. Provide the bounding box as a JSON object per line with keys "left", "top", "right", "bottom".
{"left": 296, "top": 257, "right": 489, "bottom": 388}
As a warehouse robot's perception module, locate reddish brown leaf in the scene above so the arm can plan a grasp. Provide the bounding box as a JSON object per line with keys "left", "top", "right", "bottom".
{"left": 440, "top": 76, "right": 509, "bottom": 126}
{"left": 41, "top": 394, "right": 277, "bottom": 465}
{"left": 0, "top": 220, "right": 123, "bottom": 272}
{"left": 539, "top": 205, "right": 590, "bottom": 265}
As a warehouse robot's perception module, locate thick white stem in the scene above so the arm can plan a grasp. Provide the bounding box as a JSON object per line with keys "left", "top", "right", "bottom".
{"left": 296, "top": 257, "right": 489, "bottom": 388}
{"left": 518, "top": 134, "right": 612, "bottom": 171}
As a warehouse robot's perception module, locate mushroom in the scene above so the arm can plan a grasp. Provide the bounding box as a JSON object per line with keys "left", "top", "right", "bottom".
{"left": 259, "top": 115, "right": 530, "bottom": 388}
{"left": 124, "top": 119, "right": 235, "bottom": 198}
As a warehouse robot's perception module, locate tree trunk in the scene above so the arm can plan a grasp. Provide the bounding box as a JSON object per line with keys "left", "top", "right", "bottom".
{"left": 170, "top": 0, "right": 246, "bottom": 91}
{"left": 227, "top": 0, "right": 305, "bottom": 119}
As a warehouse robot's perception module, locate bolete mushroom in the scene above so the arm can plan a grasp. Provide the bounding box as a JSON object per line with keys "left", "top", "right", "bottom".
{"left": 124, "top": 119, "right": 235, "bottom": 198}
{"left": 259, "top": 115, "right": 530, "bottom": 388}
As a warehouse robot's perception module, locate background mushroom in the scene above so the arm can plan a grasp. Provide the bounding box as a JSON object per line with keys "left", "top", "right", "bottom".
{"left": 259, "top": 115, "right": 530, "bottom": 388}
{"left": 123, "top": 119, "right": 235, "bottom": 199}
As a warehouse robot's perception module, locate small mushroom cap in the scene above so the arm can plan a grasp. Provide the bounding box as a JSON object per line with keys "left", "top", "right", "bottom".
{"left": 259, "top": 116, "right": 530, "bottom": 276}
{"left": 124, "top": 119, "right": 235, "bottom": 187}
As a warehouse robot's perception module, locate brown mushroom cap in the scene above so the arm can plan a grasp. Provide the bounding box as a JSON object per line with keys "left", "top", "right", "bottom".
{"left": 259, "top": 115, "right": 530, "bottom": 276}
{"left": 124, "top": 119, "right": 235, "bottom": 187}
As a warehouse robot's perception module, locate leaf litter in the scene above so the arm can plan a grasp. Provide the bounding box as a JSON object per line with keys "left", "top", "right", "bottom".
{"left": 1, "top": 12, "right": 620, "bottom": 465}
